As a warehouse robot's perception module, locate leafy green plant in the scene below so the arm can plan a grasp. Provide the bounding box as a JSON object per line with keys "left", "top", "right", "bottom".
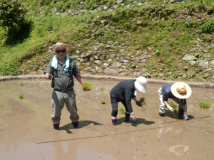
{"left": 131, "top": 63, "right": 136, "bottom": 69}
{"left": 101, "top": 87, "right": 104, "bottom": 92}
{"left": 19, "top": 94, "right": 24, "bottom": 99}
{"left": 184, "top": 66, "right": 188, "bottom": 71}
{"left": 199, "top": 20, "right": 214, "bottom": 34}
{"left": 0, "top": 0, "right": 30, "bottom": 44}
{"left": 100, "top": 100, "right": 105, "bottom": 104}
{"left": 120, "top": 108, "right": 125, "bottom": 114}
{"left": 82, "top": 82, "right": 92, "bottom": 91}
{"left": 184, "top": 20, "right": 193, "bottom": 28}
{"left": 168, "top": 102, "right": 177, "bottom": 112}
{"left": 199, "top": 102, "right": 210, "bottom": 108}
{"left": 143, "top": 73, "right": 151, "bottom": 78}
{"left": 20, "top": 82, "right": 24, "bottom": 86}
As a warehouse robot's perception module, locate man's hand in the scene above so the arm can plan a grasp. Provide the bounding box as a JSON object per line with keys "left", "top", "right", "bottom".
{"left": 130, "top": 112, "right": 136, "bottom": 121}
{"left": 45, "top": 73, "right": 52, "bottom": 80}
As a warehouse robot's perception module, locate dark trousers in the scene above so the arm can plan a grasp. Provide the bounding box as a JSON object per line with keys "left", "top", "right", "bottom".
{"left": 111, "top": 96, "right": 131, "bottom": 117}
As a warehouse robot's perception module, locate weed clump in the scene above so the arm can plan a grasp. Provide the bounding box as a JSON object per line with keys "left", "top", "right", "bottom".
{"left": 82, "top": 82, "right": 92, "bottom": 91}
{"left": 20, "top": 82, "right": 24, "bottom": 86}
{"left": 168, "top": 102, "right": 177, "bottom": 112}
{"left": 199, "top": 102, "right": 210, "bottom": 109}
{"left": 139, "top": 97, "right": 145, "bottom": 105}
{"left": 100, "top": 100, "right": 105, "bottom": 104}
{"left": 101, "top": 87, "right": 104, "bottom": 92}
{"left": 19, "top": 94, "right": 24, "bottom": 99}
{"left": 120, "top": 108, "right": 125, "bottom": 114}
{"left": 199, "top": 20, "right": 214, "bottom": 34}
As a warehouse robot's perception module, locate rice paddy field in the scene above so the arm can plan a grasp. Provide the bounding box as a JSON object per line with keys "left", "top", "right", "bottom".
{"left": 0, "top": 77, "right": 214, "bottom": 160}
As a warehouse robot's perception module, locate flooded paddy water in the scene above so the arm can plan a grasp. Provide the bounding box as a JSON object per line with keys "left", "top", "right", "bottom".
{"left": 0, "top": 77, "right": 214, "bottom": 160}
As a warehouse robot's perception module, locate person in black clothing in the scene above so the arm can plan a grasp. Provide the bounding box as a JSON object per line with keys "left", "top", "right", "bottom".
{"left": 110, "top": 76, "right": 148, "bottom": 125}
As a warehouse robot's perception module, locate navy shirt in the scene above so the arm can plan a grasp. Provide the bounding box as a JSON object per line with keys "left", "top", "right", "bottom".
{"left": 161, "top": 85, "right": 186, "bottom": 105}
{"left": 110, "top": 79, "right": 136, "bottom": 109}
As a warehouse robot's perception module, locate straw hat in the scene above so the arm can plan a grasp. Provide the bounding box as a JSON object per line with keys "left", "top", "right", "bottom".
{"left": 134, "top": 76, "right": 147, "bottom": 93}
{"left": 171, "top": 82, "right": 192, "bottom": 99}
{"left": 55, "top": 42, "right": 69, "bottom": 52}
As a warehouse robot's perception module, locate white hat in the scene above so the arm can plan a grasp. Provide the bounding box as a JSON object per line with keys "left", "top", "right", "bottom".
{"left": 134, "top": 76, "right": 147, "bottom": 93}
{"left": 171, "top": 82, "right": 192, "bottom": 99}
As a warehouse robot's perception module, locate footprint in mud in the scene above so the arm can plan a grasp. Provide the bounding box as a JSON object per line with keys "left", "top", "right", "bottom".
{"left": 169, "top": 145, "right": 189, "bottom": 155}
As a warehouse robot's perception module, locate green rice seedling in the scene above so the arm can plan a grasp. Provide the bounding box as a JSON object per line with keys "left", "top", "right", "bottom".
{"left": 168, "top": 102, "right": 177, "bottom": 112}
{"left": 82, "top": 82, "right": 92, "bottom": 91}
{"left": 199, "top": 102, "right": 210, "bottom": 109}
{"left": 20, "top": 82, "right": 24, "bottom": 86}
{"left": 19, "top": 94, "right": 24, "bottom": 99}
{"left": 100, "top": 100, "right": 105, "bottom": 104}
{"left": 120, "top": 108, "right": 125, "bottom": 114}
{"left": 139, "top": 97, "right": 145, "bottom": 105}
{"left": 100, "top": 87, "right": 104, "bottom": 92}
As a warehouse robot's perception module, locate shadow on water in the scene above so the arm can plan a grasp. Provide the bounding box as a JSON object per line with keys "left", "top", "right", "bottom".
{"left": 59, "top": 120, "right": 103, "bottom": 134}
{"left": 117, "top": 117, "right": 155, "bottom": 127}
{"left": 164, "top": 110, "right": 195, "bottom": 120}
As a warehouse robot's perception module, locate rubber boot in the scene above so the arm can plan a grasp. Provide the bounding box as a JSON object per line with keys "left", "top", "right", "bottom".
{"left": 179, "top": 109, "right": 184, "bottom": 119}
{"left": 124, "top": 113, "right": 130, "bottom": 122}
{"left": 72, "top": 121, "right": 79, "bottom": 128}
{"left": 53, "top": 123, "right": 60, "bottom": 130}
{"left": 111, "top": 119, "right": 117, "bottom": 125}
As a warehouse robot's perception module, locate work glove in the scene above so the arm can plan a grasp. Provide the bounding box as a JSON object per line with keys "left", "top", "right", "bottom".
{"left": 136, "top": 101, "right": 142, "bottom": 107}
{"left": 166, "top": 104, "right": 174, "bottom": 112}
{"left": 130, "top": 112, "right": 136, "bottom": 121}
{"left": 183, "top": 112, "right": 189, "bottom": 120}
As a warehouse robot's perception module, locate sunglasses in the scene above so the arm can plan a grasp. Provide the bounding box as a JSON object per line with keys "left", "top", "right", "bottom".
{"left": 56, "top": 49, "right": 66, "bottom": 54}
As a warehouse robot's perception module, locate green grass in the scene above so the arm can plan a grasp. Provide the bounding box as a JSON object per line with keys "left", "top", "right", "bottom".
{"left": 82, "top": 82, "right": 92, "bottom": 91}
{"left": 19, "top": 94, "right": 24, "bottom": 99}
{"left": 100, "top": 100, "right": 105, "bottom": 104}
{"left": 199, "top": 102, "right": 211, "bottom": 108}
{"left": 119, "top": 108, "right": 125, "bottom": 114}
{"left": 20, "top": 82, "right": 24, "bottom": 86}
{"left": 100, "top": 87, "right": 104, "bottom": 92}
{"left": 0, "top": 0, "right": 214, "bottom": 82}
{"left": 168, "top": 102, "right": 178, "bottom": 112}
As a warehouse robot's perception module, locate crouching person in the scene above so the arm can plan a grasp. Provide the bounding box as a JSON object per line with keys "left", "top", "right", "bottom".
{"left": 45, "top": 42, "right": 84, "bottom": 130}
{"left": 158, "top": 82, "right": 192, "bottom": 120}
{"left": 110, "top": 76, "right": 147, "bottom": 125}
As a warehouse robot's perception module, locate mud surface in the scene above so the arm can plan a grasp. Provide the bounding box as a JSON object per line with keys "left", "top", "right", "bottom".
{"left": 0, "top": 78, "right": 214, "bottom": 160}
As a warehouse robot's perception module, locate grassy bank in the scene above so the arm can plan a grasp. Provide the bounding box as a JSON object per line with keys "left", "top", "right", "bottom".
{"left": 0, "top": 0, "right": 214, "bottom": 82}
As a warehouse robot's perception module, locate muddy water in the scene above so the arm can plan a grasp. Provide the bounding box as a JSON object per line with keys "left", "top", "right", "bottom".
{"left": 0, "top": 78, "right": 214, "bottom": 160}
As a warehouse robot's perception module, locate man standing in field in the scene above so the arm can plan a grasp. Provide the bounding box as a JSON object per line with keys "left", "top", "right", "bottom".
{"left": 110, "top": 76, "right": 148, "bottom": 125}
{"left": 45, "top": 42, "right": 84, "bottom": 130}
{"left": 158, "top": 82, "right": 192, "bottom": 120}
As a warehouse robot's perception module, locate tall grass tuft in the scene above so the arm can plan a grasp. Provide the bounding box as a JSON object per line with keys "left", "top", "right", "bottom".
{"left": 168, "top": 102, "right": 177, "bottom": 112}
{"left": 120, "top": 108, "right": 125, "bottom": 114}
{"left": 139, "top": 97, "right": 145, "bottom": 105}
{"left": 19, "top": 94, "right": 24, "bottom": 99}
{"left": 100, "top": 100, "right": 105, "bottom": 104}
{"left": 199, "top": 102, "right": 210, "bottom": 108}
{"left": 82, "top": 82, "right": 92, "bottom": 91}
